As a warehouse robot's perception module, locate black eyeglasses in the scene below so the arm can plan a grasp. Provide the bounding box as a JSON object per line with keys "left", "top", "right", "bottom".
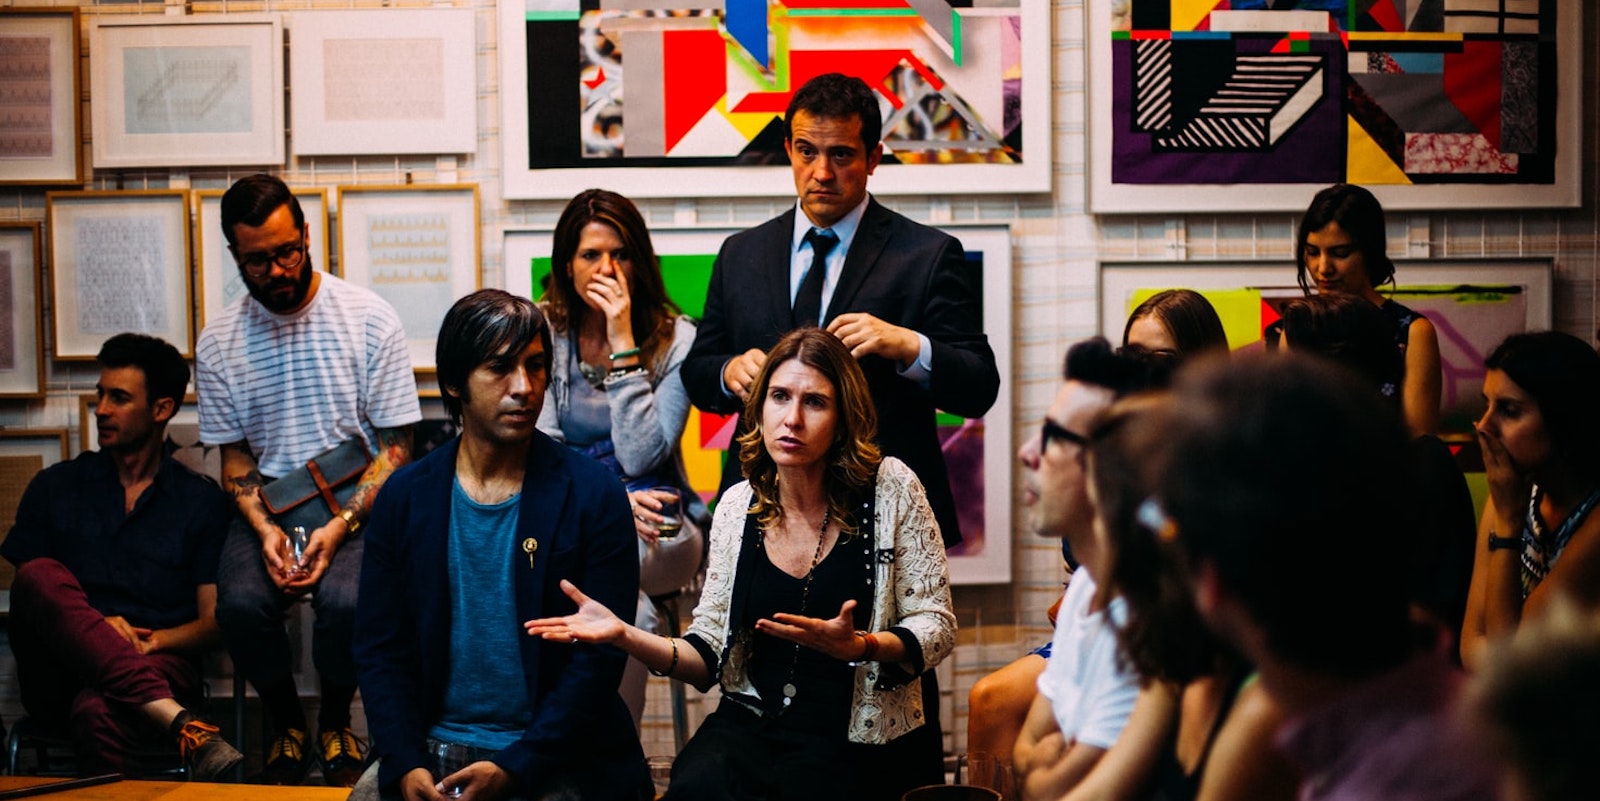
{"left": 236, "top": 237, "right": 307, "bottom": 279}
{"left": 1041, "top": 418, "right": 1089, "bottom": 451}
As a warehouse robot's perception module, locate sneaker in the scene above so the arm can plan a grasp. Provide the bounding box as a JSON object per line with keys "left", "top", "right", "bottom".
{"left": 318, "top": 727, "right": 367, "bottom": 787}
{"left": 258, "top": 728, "right": 311, "bottom": 785}
{"left": 173, "top": 713, "right": 244, "bottom": 782}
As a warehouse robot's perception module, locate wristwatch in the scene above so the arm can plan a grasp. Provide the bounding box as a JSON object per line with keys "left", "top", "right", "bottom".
{"left": 338, "top": 507, "right": 362, "bottom": 536}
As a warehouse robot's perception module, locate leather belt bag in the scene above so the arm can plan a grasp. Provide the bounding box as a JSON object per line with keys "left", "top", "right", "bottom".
{"left": 260, "top": 439, "right": 371, "bottom": 535}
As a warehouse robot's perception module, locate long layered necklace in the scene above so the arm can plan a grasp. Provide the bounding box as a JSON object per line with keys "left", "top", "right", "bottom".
{"left": 777, "top": 511, "right": 829, "bottom": 711}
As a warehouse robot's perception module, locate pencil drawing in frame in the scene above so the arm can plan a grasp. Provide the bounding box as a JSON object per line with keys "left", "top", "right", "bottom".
{"left": 0, "top": 8, "right": 84, "bottom": 185}
{"left": 336, "top": 184, "right": 481, "bottom": 374}
{"left": 0, "top": 223, "right": 47, "bottom": 398}
{"left": 286, "top": 9, "right": 477, "bottom": 156}
{"left": 89, "top": 14, "right": 284, "bottom": 168}
{"left": 47, "top": 190, "right": 194, "bottom": 361}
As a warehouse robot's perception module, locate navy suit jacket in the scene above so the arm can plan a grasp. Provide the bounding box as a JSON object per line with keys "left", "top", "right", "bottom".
{"left": 353, "top": 432, "right": 647, "bottom": 796}
{"left": 682, "top": 198, "right": 1000, "bottom": 545}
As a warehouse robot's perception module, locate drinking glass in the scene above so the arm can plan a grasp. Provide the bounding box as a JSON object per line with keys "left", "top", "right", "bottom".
{"left": 288, "top": 526, "right": 311, "bottom": 578}
{"left": 646, "top": 754, "right": 673, "bottom": 799}
{"left": 434, "top": 741, "right": 470, "bottom": 798}
{"left": 650, "top": 487, "right": 684, "bottom": 540}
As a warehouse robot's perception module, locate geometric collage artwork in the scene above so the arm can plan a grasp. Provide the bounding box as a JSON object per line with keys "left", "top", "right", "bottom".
{"left": 520, "top": 0, "right": 1023, "bottom": 169}
{"left": 1112, "top": 0, "right": 1560, "bottom": 186}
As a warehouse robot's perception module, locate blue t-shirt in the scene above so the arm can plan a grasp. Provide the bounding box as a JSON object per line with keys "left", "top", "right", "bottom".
{"left": 427, "top": 479, "right": 533, "bottom": 750}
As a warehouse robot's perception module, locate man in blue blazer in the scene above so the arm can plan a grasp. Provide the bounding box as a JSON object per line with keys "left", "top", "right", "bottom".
{"left": 352, "top": 290, "right": 650, "bottom": 801}
{"left": 681, "top": 72, "right": 1000, "bottom": 549}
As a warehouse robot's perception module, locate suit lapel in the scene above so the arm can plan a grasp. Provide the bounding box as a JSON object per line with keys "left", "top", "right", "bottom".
{"left": 767, "top": 208, "right": 799, "bottom": 329}
{"left": 516, "top": 434, "right": 570, "bottom": 623}
{"left": 824, "top": 199, "right": 890, "bottom": 324}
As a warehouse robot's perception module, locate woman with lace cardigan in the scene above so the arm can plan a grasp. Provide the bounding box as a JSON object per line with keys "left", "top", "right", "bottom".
{"left": 526, "top": 327, "right": 956, "bottom": 800}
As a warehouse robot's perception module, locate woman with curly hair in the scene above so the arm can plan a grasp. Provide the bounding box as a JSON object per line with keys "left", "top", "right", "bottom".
{"left": 525, "top": 327, "right": 956, "bottom": 801}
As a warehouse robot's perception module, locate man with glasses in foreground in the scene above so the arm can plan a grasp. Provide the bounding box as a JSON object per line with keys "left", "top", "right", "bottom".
{"left": 1012, "top": 337, "right": 1160, "bottom": 799}
{"left": 197, "top": 173, "right": 421, "bottom": 786}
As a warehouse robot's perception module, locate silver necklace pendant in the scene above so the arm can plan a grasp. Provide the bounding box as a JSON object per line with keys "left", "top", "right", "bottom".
{"left": 783, "top": 684, "right": 797, "bottom": 700}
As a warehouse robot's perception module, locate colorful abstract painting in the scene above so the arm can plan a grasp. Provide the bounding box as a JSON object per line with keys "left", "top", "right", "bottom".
{"left": 1088, "top": 0, "right": 1581, "bottom": 211}
{"left": 498, "top": 0, "right": 1049, "bottom": 199}
{"left": 1099, "top": 260, "right": 1552, "bottom": 431}
{"left": 504, "top": 225, "right": 1013, "bottom": 583}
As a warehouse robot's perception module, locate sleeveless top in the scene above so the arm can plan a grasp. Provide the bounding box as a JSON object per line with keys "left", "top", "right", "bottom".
{"left": 1149, "top": 672, "right": 1247, "bottom": 801}
{"left": 1375, "top": 299, "right": 1421, "bottom": 400}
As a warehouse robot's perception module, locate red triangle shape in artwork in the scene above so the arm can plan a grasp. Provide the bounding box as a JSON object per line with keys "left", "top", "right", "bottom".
{"left": 699, "top": 412, "right": 739, "bottom": 451}
{"left": 662, "top": 29, "right": 729, "bottom": 154}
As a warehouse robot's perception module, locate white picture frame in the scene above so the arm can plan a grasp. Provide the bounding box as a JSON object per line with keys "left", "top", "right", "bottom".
{"left": 504, "top": 223, "right": 1013, "bottom": 584}
{"left": 0, "top": 223, "right": 46, "bottom": 398}
{"left": 1099, "top": 258, "right": 1553, "bottom": 430}
{"left": 337, "top": 184, "right": 482, "bottom": 374}
{"left": 496, "top": 0, "right": 1051, "bottom": 200}
{"left": 47, "top": 190, "right": 194, "bottom": 361}
{"left": 193, "top": 187, "right": 331, "bottom": 331}
{"left": 287, "top": 9, "right": 477, "bottom": 156}
{"left": 1086, "top": 1, "right": 1582, "bottom": 212}
{"left": 90, "top": 15, "right": 284, "bottom": 168}
{"left": 0, "top": 8, "right": 84, "bottom": 185}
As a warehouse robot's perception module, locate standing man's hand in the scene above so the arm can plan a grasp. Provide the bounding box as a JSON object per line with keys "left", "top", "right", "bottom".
{"left": 722, "top": 348, "right": 767, "bottom": 401}
{"left": 827, "top": 313, "right": 919, "bottom": 366}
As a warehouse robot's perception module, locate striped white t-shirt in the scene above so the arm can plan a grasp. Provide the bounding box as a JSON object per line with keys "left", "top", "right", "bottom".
{"left": 196, "top": 273, "right": 422, "bottom": 479}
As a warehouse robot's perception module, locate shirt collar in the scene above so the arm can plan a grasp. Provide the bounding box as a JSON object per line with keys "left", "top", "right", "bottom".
{"left": 790, "top": 195, "right": 871, "bottom": 256}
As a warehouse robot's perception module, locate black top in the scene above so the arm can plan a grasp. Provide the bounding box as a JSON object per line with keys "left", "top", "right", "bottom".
{"left": 745, "top": 536, "right": 865, "bottom": 734}
{"left": 1, "top": 448, "right": 228, "bottom": 629}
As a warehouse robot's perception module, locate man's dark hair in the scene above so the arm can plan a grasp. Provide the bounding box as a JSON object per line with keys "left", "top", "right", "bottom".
{"left": 220, "top": 173, "right": 305, "bottom": 247}
{"left": 1160, "top": 352, "right": 1414, "bottom": 678}
{"left": 435, "top": 290, "right": 552, "bottom": 426}
{"left": 1064, "top": 336, "right": 1170, "bottom": 397}
{"left": 97, "top": 333, "right": 190, "bottom": 408}
{"left": 784, "top": 73, "right": 883, "bottom": 152}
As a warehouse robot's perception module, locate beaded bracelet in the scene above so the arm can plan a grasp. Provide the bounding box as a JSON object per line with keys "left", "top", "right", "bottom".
{"left": 606, "top": 365, "right": 647, "bottom": 380}
{"left": 649, "top": 636, "right": 679, "bottom": 677}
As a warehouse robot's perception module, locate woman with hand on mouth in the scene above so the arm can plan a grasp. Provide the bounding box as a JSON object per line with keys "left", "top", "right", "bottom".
{"left": 1288, "top": 183, "right": 1442, "bottom": 436}
{"left": 534, "top": 188, "right": 706, "bottom": 728}
{"left": 525, "top": 327, "right": 956, "bottom": 801}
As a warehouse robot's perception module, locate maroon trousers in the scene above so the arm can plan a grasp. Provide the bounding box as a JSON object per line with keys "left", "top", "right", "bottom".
{"left": 10, "top": 559, "right": 203, "bottom": 776}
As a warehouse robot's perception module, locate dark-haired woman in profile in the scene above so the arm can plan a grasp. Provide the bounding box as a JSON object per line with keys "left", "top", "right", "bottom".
{"left": 526, "top": 328, "right": 956, "bottom": 801}
{"left": 1292, "top": 183, "right": 1441, "bottom": 435}
{"left": 1461, "top": 331, "right": 1600, "bottom": 670}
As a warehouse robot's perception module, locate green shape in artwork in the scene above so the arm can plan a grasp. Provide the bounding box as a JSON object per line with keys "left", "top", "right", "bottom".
{"left": 527, "top": 253, "right": 717, "bottom": 321}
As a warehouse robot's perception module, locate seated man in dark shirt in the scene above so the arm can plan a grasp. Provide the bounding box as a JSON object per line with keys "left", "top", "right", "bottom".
{"left": 1, "top": 333, "right": 241, "bottom": 780}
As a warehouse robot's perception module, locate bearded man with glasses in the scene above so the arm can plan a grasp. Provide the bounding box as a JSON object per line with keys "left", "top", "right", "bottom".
{"left": 196, "top": 173, "right": 422, "bottom": 787}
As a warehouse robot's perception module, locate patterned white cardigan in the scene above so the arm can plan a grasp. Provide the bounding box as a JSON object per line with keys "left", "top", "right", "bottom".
{"left": 682, "top": 457, "right": 957, "bottom": 745}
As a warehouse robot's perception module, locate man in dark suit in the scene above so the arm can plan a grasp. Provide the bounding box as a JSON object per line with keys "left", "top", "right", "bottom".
{"left": 682, "top": 72, "right": 1000, "bottom": 549}
{"left": 351, "top": 290, "right": 651, "bottom": 801}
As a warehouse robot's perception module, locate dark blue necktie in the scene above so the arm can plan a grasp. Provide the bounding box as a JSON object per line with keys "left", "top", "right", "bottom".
{"left": 793, "top": 228, "right": 838, "bottom": 328}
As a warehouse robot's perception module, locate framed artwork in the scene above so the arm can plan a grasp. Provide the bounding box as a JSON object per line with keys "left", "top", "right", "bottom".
{"left": 0, "top": 223, "right": 46, "bottom": 398}
{"left": 0, "top": 428, "right": 70, "bottom": 594}
{"left": 193, "top": 187, "right": 331, "bottom": 330}
{"left": 337, "top": 184, "right": 481, "bottom": 374}
{"left": 0, "top": 8, "right": 84, "bottom": 185}
{"left": 90, "top": 15, "right": 285, "bottom": 168}
{"left": 416, "top": 394, "right": 460, "bottom": 460}
{"left": 496, "top": 0, "right": 1049, "bottom": 200}
{"left": 1100, "top": 258, "right": 1553, "bottom": 431}
{"left": 47, "top": 190, "right": 193, "bottom": 361}
{"left": 1087, "top": 0, "right": 1582, "bottom": 213}
{"left": 505, "top": 223, "right": 1014, "bottom": 584}
{"left": 287, "top": 9, "right": 477, "bottom": 156}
